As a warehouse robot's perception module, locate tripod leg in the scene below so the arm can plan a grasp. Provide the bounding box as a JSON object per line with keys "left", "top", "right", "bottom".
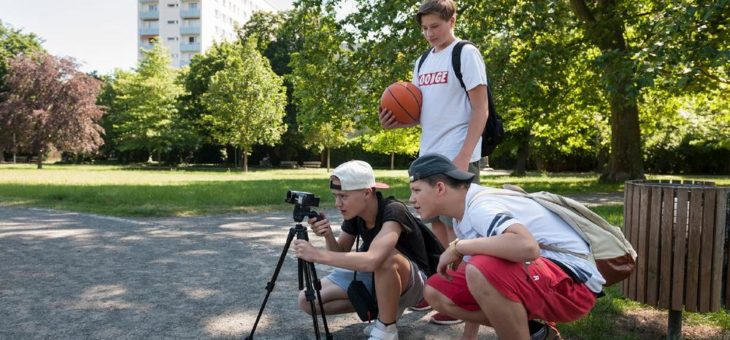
{"left": 306, "top": 261, "right": 334, "bottom": 340}
{"left": 246, "top": 227, "right": 298, "bottom": 340}
{"left": 301, "top": 259, "right": 322, "bottom": 340}
{"left": 300, "top": 230, "right": 333, "bottom": 340}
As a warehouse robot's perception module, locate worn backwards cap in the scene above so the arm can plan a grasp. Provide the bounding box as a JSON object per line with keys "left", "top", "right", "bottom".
{"left": 330, "top": 160, "right": 389, "bottom": 191}
{"left": 408, "top": 153, "right": 475, "bottom": 182}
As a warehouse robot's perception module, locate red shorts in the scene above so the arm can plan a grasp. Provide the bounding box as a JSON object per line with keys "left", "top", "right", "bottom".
{"left": 426, "top": 255, "right": 596, "bottom": 323}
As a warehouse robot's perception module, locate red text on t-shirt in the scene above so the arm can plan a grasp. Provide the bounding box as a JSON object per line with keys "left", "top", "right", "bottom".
{"left": 418, "top": 71, "right": 449, "bottom": 86}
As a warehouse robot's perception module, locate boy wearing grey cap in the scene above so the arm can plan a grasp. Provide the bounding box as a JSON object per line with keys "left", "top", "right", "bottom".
{"left": 292, "top": 160, "right": 432, "bottom": 340}
{"left": 407, "top": 154, "right": 602, "bottom": 340}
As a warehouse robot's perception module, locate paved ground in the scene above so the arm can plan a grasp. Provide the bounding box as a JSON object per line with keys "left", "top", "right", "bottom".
{"left": 0, "top": 194, "right": 622, "bottom": 340}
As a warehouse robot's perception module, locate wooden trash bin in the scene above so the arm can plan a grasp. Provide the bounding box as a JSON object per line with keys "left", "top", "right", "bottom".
{"left": 623, "top": 180, "right": 729, "bottom": 339}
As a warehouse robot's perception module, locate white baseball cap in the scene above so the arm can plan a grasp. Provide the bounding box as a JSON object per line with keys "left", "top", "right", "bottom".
{"left": 330, "top": 160, "right": 390, "bottom": 191}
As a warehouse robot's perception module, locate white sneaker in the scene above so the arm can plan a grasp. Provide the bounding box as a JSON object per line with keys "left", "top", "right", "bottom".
{"left": 368, "top": 319, "right": 398, "bottom": 340}
{"left": 362, "top": 307, "right": 406, "bottom": 335}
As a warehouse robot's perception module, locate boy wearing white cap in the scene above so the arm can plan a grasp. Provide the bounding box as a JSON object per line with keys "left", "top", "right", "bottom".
{"left": 292, "top": 160, "right": 431, "bottom": 340}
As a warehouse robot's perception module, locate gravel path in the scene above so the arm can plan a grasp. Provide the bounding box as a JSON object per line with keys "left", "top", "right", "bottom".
{"left": 0, "top": 193, "right": 622, "bottom": 339}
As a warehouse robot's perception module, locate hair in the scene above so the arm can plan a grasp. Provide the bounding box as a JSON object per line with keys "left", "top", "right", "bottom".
{"left": 416, "top": 0, "right": 457, "bottom": 25}
{"left": 420, "top": 173, "right": 471, "bottom": 190}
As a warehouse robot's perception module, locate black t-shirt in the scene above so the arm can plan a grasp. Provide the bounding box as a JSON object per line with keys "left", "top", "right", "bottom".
{"left": 341, "top": 192, "right": 430, "bottom": 274}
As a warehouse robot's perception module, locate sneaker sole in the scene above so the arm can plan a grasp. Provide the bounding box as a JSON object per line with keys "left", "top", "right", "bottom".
{"left": 408, "top": 306, "right": 432, "bottom": 311}
{"left": 429, "top": 318, "right": 464, "bottom": 325}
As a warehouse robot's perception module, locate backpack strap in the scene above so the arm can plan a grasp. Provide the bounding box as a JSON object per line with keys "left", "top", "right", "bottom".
{"left": 452, "top": 40, "right": 472, "bottom": 91}
{"left": 417, "top": 48, "right": 432, "bottom": 73}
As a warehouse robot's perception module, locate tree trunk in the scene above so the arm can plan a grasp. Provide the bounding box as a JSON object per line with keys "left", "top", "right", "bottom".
{"left": 326, "top": 147, "right": 331, "bottom": 171}
{"left": 157, "top": 150, "right": 162, "bottom": 167}
{"left": 242, "top": 148, "right": 248, "bottom": 172}
{"left": 36, "top": 148, "right": 43, "bottom": 169}
{"left": 390, "top": 152, "right": 395, "bottom": 170}
{"left": 513, "top": 136, "right": 530, "bottom": 176}
{"left": 569, "top": 0, "right": 645, "bottom": 183}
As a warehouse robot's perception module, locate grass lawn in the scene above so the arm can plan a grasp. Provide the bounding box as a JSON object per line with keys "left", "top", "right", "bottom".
{"left": 1, "top": 163, "right": 729, "bottom": 338}
{"left": 1, "top": 163, "right": 727, "bottom": 217}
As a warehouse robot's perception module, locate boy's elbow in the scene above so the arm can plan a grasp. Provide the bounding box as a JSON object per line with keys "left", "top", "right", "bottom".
{"left": 525, "top": 242, "right": 540, "bottom": 261}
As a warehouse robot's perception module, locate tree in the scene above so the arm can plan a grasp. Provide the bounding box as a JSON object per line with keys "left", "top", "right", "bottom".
{"left": 289, "top": 5, "right": 360, "bottom": 169}
{"left": 0, "top": 52, "right": 104, "bottom": 169}
{"left": 200, "top": 39, "right": 287, "bottom": 172}
{"left": 361, "top": 128, "right": 420, "bottom": 169}
{"left": 0, "top": 21, "right": 44, "bottom": 162}
{"left": 109, "top": 44, "right": 186, "bottom": 164}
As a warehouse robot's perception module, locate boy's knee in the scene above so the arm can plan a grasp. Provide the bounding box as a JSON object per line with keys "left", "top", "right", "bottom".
{"left": 424, "top": 285, "right": 443, "bottom": 307}
{"left": 297, "top": 291, "right": 314, "bottom": 315}
{"left": 465, "top": 263, "right": 491, "bottom": 296}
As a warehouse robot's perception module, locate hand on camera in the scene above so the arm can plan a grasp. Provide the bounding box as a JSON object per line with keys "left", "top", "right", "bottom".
{"left": 308, "top": 213, "right": 332, "bottom": 238}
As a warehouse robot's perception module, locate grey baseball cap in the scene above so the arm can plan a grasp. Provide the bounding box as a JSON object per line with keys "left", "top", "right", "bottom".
{"left": 408, "top": 153, "right": 475, "bottom": 182}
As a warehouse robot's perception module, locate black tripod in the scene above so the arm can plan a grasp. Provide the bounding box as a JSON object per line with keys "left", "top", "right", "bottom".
{"left": 246, "top": 223, "right": 333, "bottom": 340}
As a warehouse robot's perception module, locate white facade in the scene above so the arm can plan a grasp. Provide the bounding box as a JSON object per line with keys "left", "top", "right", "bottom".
{"left": 137, "top": 0, "right": 276, "bottom": 67}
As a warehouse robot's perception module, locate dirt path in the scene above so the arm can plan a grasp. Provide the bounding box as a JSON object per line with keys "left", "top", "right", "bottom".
{"left": 0, "top": 205, "right": 494, "bottom": 339}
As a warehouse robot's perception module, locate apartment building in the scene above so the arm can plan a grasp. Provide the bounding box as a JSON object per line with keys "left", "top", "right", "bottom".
{"left": 137, "top": 0, "right": 276, "bottom": 67}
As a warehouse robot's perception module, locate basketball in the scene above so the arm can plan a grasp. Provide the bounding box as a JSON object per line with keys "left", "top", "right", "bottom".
{"left": 380, "top": 81, "right": 422, "bottom": 124}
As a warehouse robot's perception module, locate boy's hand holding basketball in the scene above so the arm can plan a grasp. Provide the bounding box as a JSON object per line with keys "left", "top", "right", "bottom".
{"left": 379, "top": 107, "right": 417, "bottom": 129}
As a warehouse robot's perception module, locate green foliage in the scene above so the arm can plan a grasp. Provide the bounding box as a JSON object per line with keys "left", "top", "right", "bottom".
{"left": 360, "top": 128, "right": 420, "bottom": 169}
{"left": 200, "top": 39, "right": 287, "bottom": 171}
{"left": 0, "top": 21, "right": 44, "bottom": 94}
{"left": 289, "top": 5, "right": 358, "bottom": 156}
{"left": 108, "top": 44, "right": 188, "bottom": 161}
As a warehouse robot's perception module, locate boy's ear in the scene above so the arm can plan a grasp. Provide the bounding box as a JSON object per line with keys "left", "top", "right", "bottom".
{"left": 435, "top": 181, "right": 448, "bottom": 195}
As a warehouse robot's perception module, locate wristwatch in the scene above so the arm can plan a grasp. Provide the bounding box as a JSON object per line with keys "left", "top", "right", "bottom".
{"left": 449, "top": 238, "right": 463, "bottom": 257}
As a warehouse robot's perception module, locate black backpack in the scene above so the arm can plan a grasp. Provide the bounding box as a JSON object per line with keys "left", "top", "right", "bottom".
{"left": 413, "top": 217, "right": 444, "bottom": 276}
{"left": 384, "top": 197, "right": 444, "bottom": 276}
{"left": 417, "top": 40, "right": 505, "bottom": 157}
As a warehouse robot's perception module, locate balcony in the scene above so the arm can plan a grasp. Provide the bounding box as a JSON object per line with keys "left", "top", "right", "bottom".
{"left": 140, "top": 42, "right": 155, "bottom": 50}
{"left": 139, "top": 10, "right": 159, "bottom": 20}
{"left": 139, "top": 26, "right": 159, "bottom": 35}
{"left": 179, "top": 26, "right": 200, "bottom": 35}
{"left": 180, "top": 42, "right": 201, "bottom": 52}
{"left": 180, "top": 8, "right": 201, "bottom": 18}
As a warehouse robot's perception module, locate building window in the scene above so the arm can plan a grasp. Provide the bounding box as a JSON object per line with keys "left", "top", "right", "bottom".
{"left": 148, "top": 4, "right": 158, "bottom": 10}
{"left": 167, "top": 37, "right": 178, "bottom": 41}
{"left": 167, "top": 3, "right": 178, "bottom": 7}
{"left": 189, "top": 2, "right": 198, "bottom": 9}
{"left": 167, "top": 20, "right": 178, "bottom": 24}
{"left": 188, "top": 36, "right": 196, "bottom": 43}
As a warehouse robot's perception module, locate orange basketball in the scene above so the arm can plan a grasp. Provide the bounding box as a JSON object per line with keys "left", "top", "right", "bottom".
{"left": 380, "top": 81, "right": 422, "bottom": 124}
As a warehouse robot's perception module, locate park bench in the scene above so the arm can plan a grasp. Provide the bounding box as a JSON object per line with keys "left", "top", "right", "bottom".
{"left": 301, "top": 161, "right": 322, "bottom": 168}
{"left": 279, "top": 161, "right": 298, "bottom": 169}
{"left": 623, "top": 180, "right": 729, "bottom": 339}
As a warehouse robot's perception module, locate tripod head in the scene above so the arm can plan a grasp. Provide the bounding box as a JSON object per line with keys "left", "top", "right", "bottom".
{"left": 285, "top": 190, "right": 321, "bottom": 222}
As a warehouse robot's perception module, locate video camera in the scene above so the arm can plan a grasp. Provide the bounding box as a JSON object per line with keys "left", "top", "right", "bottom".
{"left": 285, "top": 190, "right": 321, "bottom": 222}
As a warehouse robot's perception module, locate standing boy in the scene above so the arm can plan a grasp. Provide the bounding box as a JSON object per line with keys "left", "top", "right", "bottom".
{"left": 379, "top": 0, "right": 489, "bottom": 324}
{"left": 292, "top": 160, "right": 430, "bottom": 340}
{"left": 407, "top": 154, "right": 604, "bottom": 339}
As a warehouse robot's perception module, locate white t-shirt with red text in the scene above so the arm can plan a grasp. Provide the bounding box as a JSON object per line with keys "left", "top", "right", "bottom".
{"left": 412, "top": 39, "right": 488, "bottom": 162}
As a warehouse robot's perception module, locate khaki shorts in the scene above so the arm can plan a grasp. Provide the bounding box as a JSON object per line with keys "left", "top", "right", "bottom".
{"left": 325, "top": 259, "right": 426, "bottom": 311}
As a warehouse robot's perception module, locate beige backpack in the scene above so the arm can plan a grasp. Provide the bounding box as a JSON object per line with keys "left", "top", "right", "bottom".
{"left": 471, "top": 185, "right": 637, "bottom": 286}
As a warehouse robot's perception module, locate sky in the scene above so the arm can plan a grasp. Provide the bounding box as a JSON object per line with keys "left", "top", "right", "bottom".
{"left": 0, "top": 0, "right": 295, "bottom": 75}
